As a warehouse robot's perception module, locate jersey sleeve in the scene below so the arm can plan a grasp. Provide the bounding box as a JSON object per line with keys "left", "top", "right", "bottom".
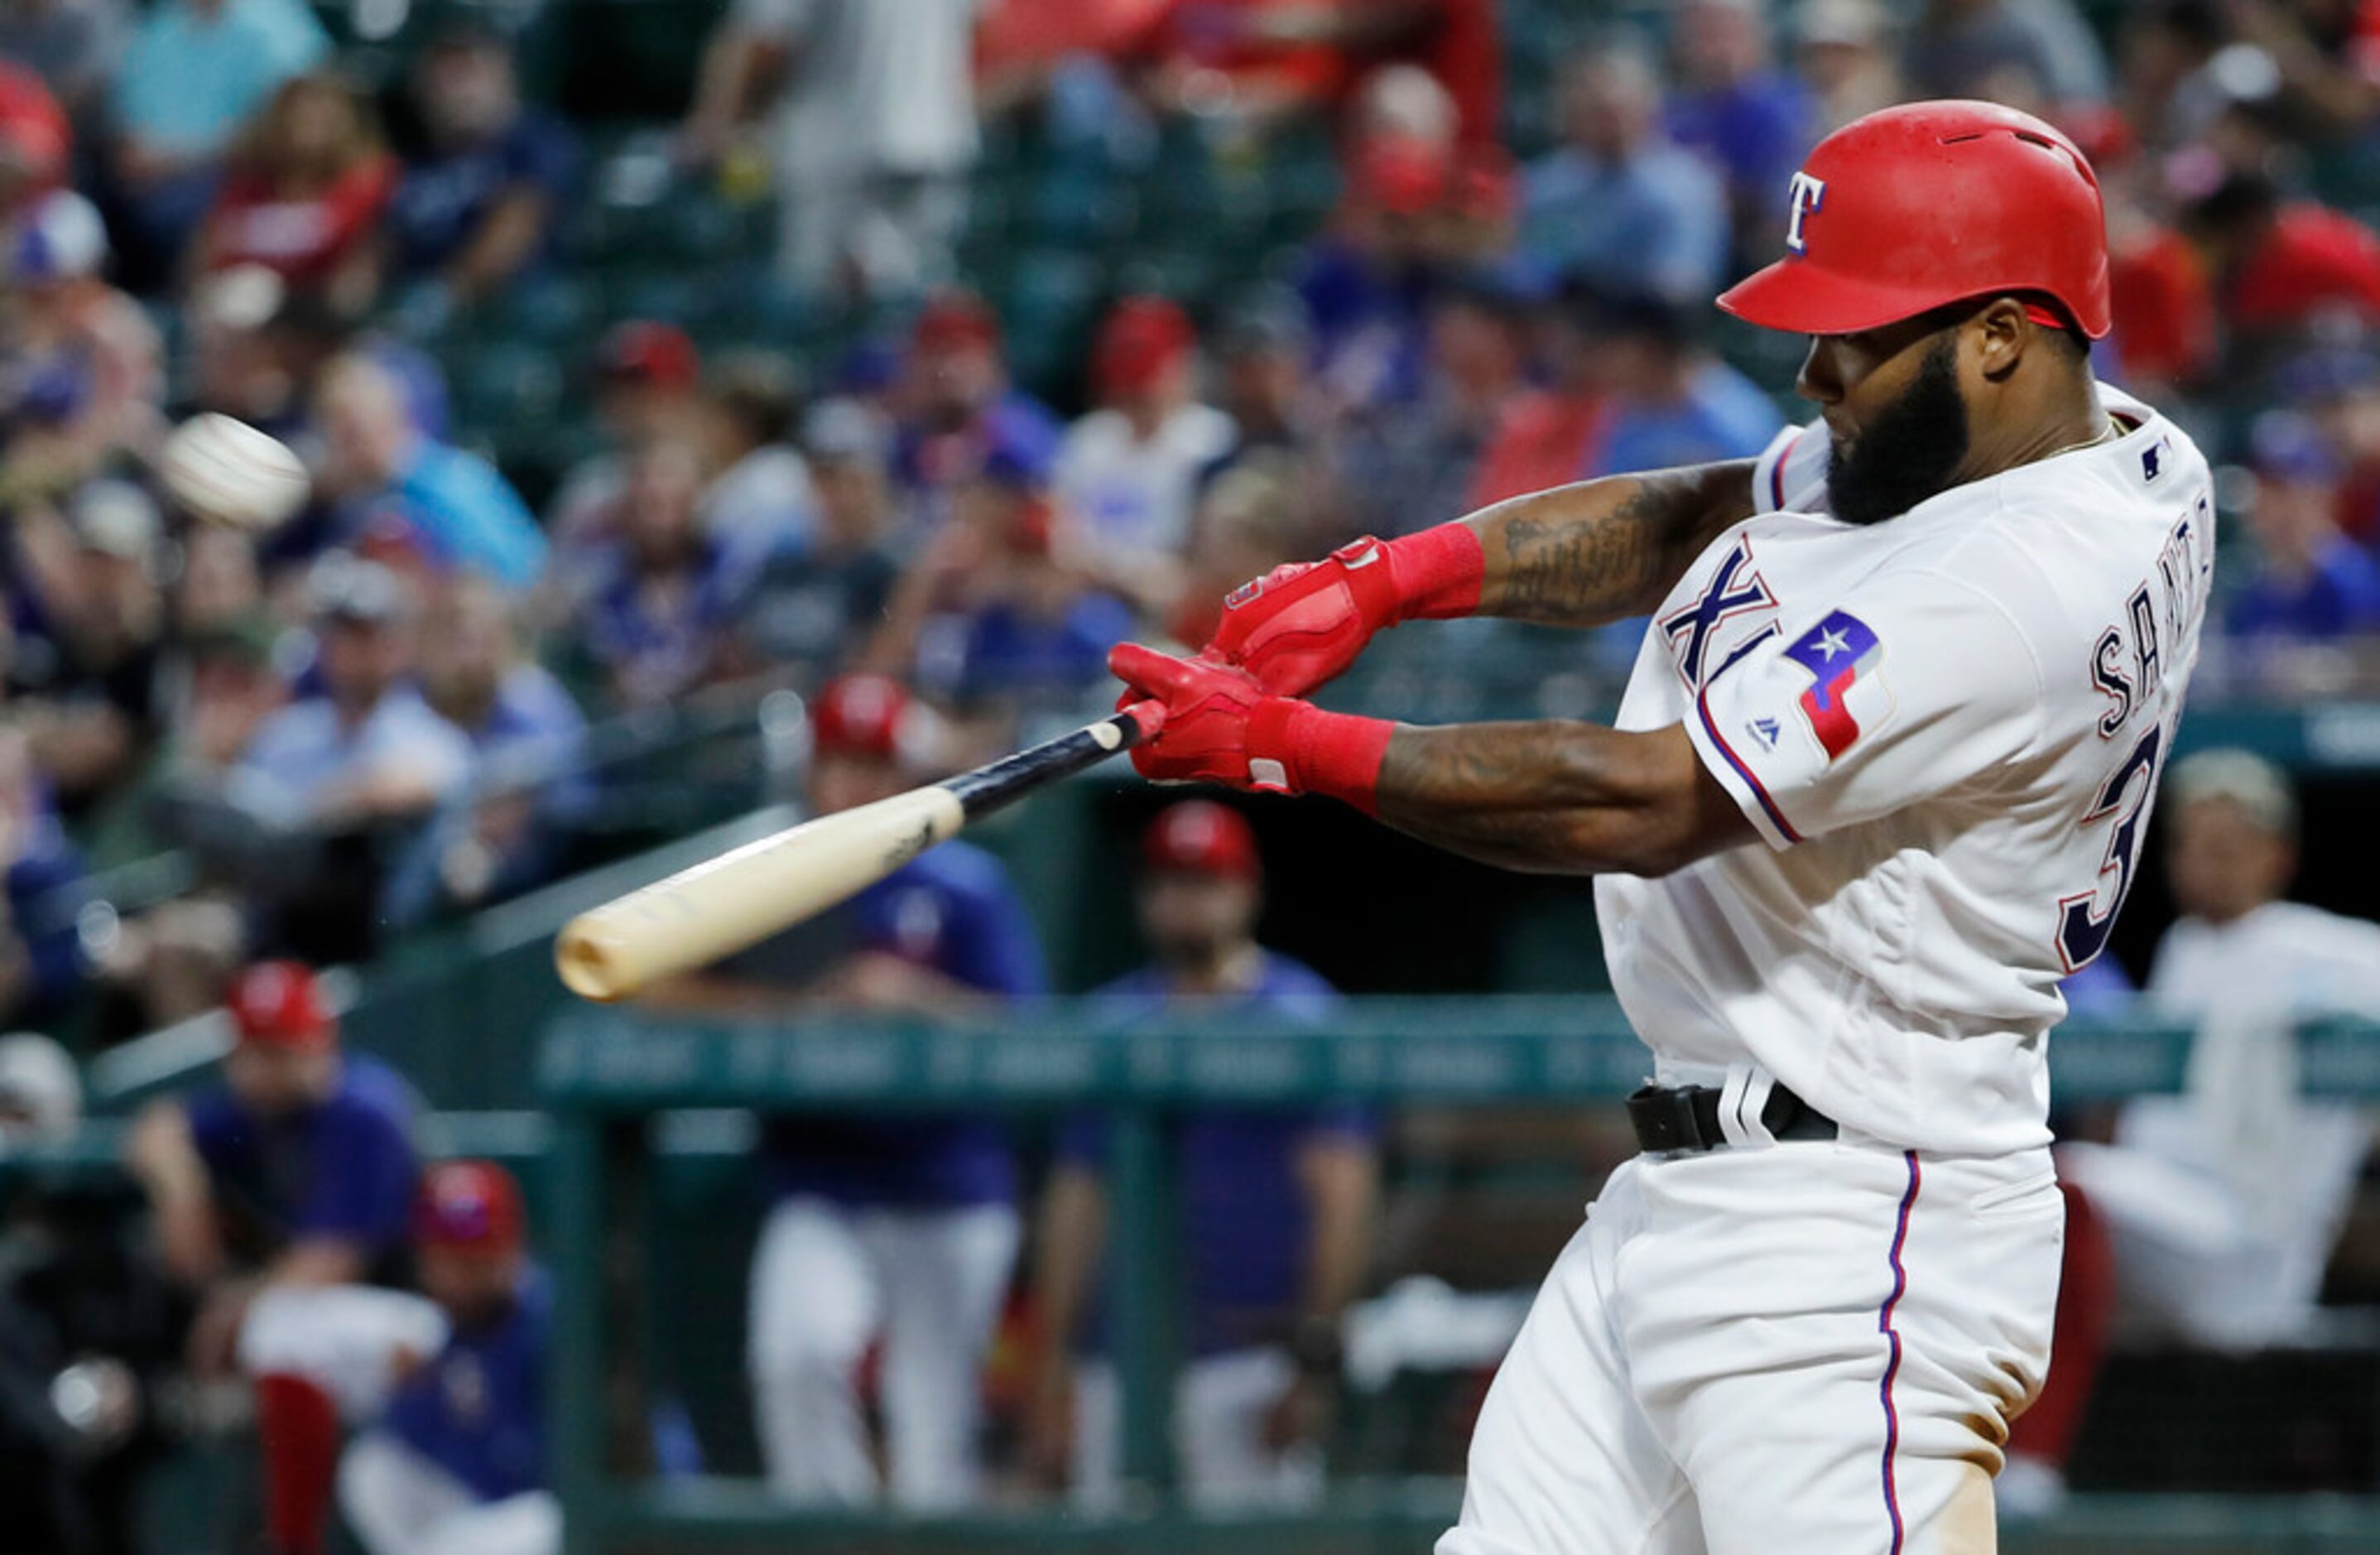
{"left": 1684, "top": 570, "right": 2046, "bottom": 849}
{"left": 1750, "top": 423, "right": 1832, "bottom": 517}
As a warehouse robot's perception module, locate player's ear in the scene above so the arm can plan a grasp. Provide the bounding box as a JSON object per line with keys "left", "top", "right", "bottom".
{"left": 1970, "top": 297, "right": 2030, "bottom": 383}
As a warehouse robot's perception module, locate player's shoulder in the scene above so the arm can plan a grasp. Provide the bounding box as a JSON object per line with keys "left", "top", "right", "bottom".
{"left": 1253, "top": 951, "right": 1339, "bottom": 1008}
{"left": 329, "top": 1055, "right": 421, "bottom": 1135}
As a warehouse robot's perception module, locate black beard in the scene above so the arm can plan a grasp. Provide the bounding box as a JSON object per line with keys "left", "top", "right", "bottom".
{"left": 1826, "top": 336, "right": 1971, "bottom": 527}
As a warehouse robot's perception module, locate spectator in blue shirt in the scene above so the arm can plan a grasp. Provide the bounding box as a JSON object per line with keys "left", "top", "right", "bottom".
{"left": 911, "top": 408, "right": 1135, "bottom": 720}
{"left": 642, "top": 674, "right": 1046, "bottom": 1509}
{"left": 122, "top": 960, "right": 433, "bottom": 1555}
{"left": 384, "top": 22, "right": 579, "bottom": 323}
{"left": 570, "top": 432, "right": 762, "bottom": 712}
{"left": 894, "top": 289, "right": 1065, "bottom": 538}
{"left": 391, "top": 576, "right": 590, "bottom": 923}
{"left": 106, "top": 0, "right": 330, "bottom": 280}
{"left": 1519, "top": 45, "right": 1729, "bottom": 304}
{"left": 1579, "top": 291, "right": 1782, "bottom": 478}
{"left": 1665, "top": 0, "right": 1817, "bottom": 268}
{"left": 340, "top": 1160, "right": 559, "bottom": 1555}
{"left": 229, "top": 561, "right": 474, "bottom": 962}
{"left": 2228, "top": 412, "right": 2380, "bottom": 643}
{"left": 313, "top": 351, "right": 546, "bottom": 592}
{"left": 1028, "top": 802, "right": 1378, "bottom": 1510}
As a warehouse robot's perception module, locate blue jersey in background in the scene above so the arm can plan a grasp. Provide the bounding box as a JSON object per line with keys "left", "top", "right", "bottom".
{"left": 384, "top": 1269, "right": 551, "bottom": 1503}
{"left": 184, "top": 1052, "right": 420, "bottom": 1267}
{"left": 751, "top": 842, "right": 1046, "bottom": 1209}
{"left": 1058, "top": 952, "right": 1376, "bottom": 1357}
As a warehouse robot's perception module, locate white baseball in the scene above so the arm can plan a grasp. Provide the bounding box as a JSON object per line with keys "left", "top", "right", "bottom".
{"left": 157, "top": 413, "right": 310, "bottom": 533}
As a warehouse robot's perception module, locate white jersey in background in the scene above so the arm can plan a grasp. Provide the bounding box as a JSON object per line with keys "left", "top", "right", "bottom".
{"left": 1598, "top": 384, "right": 2214, "bottom": 1157}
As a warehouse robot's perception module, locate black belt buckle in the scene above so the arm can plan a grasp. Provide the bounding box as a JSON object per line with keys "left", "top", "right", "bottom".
{"left": 1627, "top": 1083, "right": 1718, "bottom": 1153}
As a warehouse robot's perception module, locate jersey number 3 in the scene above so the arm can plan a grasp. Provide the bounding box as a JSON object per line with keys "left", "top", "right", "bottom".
{"left": 2056, "top": 725, "right": 2164, "bottom": 973}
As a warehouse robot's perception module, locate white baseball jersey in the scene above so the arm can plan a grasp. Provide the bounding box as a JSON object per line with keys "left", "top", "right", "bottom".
{"left": 1596, "top": 383, "right": 2214, "bottom": 1156}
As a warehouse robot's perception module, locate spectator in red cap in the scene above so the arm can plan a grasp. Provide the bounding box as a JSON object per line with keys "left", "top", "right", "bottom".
{"left": 1028, "top": 801, "right": 1377, "bottom": 1509}
{"left": 123, "top": 960, "right": 436, "bottom": 1555}
{"left": 546, "top": 321, "right": 706, "bottom": 595}
{"left": 879, "top": 401, "right": 1133, "bottom": 725}
{"left": 895, "top": 289, "right": 1062, "bottom": 537}
{"left": 0, "top": 56, "right": 67, "bottom": 215}
{"left": 643, "top": 673, "right": 1046, "bottom": 1509}
{"left": 340, "top": 1160, "right": 560, "bottom": 1555}
{"left": 1055, "top": 296, "right": 1235, "bottom": 616}
{"left": 567, "top": 431, "right": 764, "bottom": 713}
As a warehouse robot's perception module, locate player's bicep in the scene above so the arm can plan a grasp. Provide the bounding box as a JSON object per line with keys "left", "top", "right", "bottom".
{"left": 1687, "top": 575, "right": 2043, "bottom": 846}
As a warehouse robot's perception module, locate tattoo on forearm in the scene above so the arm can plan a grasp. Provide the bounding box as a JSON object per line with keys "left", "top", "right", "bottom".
{"left": 1498, "top": 498, "right": 1657, "bottom": 621}
{"left": 1484, "top": 464, "right": 1757, "bottom": 626}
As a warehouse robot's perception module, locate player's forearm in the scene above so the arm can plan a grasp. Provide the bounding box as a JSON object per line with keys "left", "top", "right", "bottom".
{"left": 1296, "top": 1141, "right": 1378, "bottom": 1326}
{"left": 1373, "top": 720, "right": 1744, "bottom": 877}
{"left": 1467, "top": 460, "right": 1757, "bottom": 628}
{"left": 1030, "top": 1168, "right": 1108, "bottom": 1353}
{"left": 267, "top": 1240, "right": 367, "bottom": 1288}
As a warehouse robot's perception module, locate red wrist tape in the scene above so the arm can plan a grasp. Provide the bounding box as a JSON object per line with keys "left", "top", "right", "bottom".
{"left": 1383, "top": 522, "right": 1485, "bottom": 622}
{"left": 1249, "top": 700, "right": 1396, "bottom": 815}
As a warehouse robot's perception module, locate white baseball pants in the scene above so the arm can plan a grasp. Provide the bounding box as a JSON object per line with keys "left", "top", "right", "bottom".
{"left": 1440, "top": 1139, "right": 2063, "bottom": 1555}
{"left": 339, "top": 1431, "right": 559, "bottom": 1555}
{"left": 237, "top": 1285, "right": 449, "bottom": 1420}
{"left": 1070, "top": 1346, "right": 1325, "bottom": 1512}
{"left": 746, "top": 1196, "right": 1019, "bottom": 1508}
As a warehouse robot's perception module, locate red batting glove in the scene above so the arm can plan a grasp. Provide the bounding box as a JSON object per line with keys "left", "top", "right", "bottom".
{"left": 1109, "top": 643, "right": 1396, "bottom": 812}
{"left": 1201, "top": 524, "right": 1485, "bottom": 697}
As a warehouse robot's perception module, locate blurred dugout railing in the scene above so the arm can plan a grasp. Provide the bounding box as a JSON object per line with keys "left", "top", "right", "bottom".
{"left": 536, "top": 1005, "right": 2380, "bottom": 1555}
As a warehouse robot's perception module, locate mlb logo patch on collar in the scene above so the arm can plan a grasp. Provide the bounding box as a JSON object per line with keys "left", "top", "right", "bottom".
{"left": 1784, "top": 609, "right": 1884, "bottom": 759}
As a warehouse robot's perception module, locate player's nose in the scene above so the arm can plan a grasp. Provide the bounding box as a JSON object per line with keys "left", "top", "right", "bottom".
{"left": 1795, "top": 336, "right": 1845, "bottom": 407}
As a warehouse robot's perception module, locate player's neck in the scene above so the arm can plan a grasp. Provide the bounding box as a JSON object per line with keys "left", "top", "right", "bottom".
{"left": 1165, "top": 941, "right": 1262, "bottom": 996}
{"left": 1960, "top": 376, "right": 2111, "bottom": 484}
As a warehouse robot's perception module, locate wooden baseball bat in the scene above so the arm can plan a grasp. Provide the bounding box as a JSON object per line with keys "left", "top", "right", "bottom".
{"left": 554, "top": 705, "right": 1155, "bottom": 1002}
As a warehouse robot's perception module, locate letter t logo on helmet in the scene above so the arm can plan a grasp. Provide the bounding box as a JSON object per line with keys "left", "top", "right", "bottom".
{"left": 1785, "top": 171, "right": 1826, "bottom": 254}
{"left": 1718, "top": 99, "right": 2113, "bottom": 340}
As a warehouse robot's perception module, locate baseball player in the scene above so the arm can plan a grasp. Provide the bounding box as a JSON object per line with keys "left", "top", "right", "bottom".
{"left": 1109, "top": 100, "right": 2214, "bottom": 1550}
{"left": 1027, "top": 801, "right": 1378, "bottom": 1510}
{"left": 645, "top": 672, "right": 1045, "bottom": 1507}
{"left": 123, "top": 960, "right": 440, "bottom": 1555}
{"left": 340, "top": 1160, "right": 559, "bottom": 1555}
{"left": 2060, "top": 749, "right": 2380, "bottom": 1348}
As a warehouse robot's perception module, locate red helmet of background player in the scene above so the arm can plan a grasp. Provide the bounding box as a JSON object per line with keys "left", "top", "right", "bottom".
{"left": 810, "top": 673, "right": 916, "bottom": 763}
{"left": 1716, "top": 99, "right": 2112, "bottom": 340}
{"left": 1142, "top": 801, "right": 1261, "bottom": 883}
{"left": 412, "top": 1159, "right": 525, "bottom": 1254}
{"left": 227, "top": 960, "right": 335, "bottom": 1050}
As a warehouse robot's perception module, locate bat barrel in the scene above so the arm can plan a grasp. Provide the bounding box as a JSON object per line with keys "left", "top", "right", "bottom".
{"left": 551, "top": 705, "right": 1153, "bottom": 1002}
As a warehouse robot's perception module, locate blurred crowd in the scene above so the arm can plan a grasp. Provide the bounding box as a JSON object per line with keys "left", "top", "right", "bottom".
{"left": 0, "top": 0, "right": 2376, "bottom": 1547}
{"left": 0, "top": 1, "right": 2366, "bottom": 1049}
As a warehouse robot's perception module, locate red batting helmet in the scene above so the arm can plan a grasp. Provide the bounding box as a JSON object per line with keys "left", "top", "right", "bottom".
{"left": 1716, "top": 100, "right": 2112, "bottom": 340}
{"left": 413, "top": 1159, "right": 526, "bottom": 1254}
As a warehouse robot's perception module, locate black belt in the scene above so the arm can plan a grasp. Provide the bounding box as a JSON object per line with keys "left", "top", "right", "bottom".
{"left": 1627, "top": 1081, "right": 1839, "bottom": 1153}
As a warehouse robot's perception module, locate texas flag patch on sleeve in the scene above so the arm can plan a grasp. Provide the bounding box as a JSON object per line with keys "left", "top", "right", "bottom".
{"left": 1782, "top": 609, "right": 1885, "bottom": 759}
